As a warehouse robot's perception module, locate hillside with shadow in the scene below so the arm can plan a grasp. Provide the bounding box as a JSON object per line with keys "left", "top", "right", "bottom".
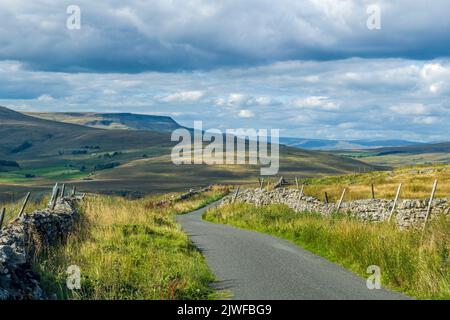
{"left": 0, "top": 106, "right": 376, "bottom": 197}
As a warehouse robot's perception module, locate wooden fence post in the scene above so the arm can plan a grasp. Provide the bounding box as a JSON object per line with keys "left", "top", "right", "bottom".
{"left": 299, "top": 184, "right": 304, "bottom": 198}
{"left": 71, "top": 186, "right": 77, "bottom": 197}
{"left": 232, "top": 186, "right": 241, "bottom": 204}
{"left": 49, "top": 183, "right": 59, "bottom": 206}
{"left": 0, "top": 208, "right": 5, "bottom": 229}
{"left": 297, "top": 184, "right": 305, "bottom": 208}
{"left": 371, "top": 184, "right": 375, "bottom": 200}
{"left": 336, "top": 188, "right": 347, "bottom": 213}
{"left": 422, "top": 180, "right": 438, "bottom": 233}
{"left": 18, "top": 192, "right": 31, "bottom": 217}
{"left": 51, "top": 188, "right": 60, "bottom": 210}
{"left": 61, "top": 184, "right": 66, "bottom": 199}
{"left": 388, "top": 183, "right": 402, "bottom": 222}
{"left": 324, "top": 192, "right": 329, "bottom": 204}
{"left": 295, "top": 177, "right": 299, "bottom": 190}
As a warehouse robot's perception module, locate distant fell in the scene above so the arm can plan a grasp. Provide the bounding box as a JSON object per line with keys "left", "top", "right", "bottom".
{"left": 280, "top": 137, "right": 422, "bottom": 150}
{"left": 0, "top": 106, "right": 376, "bottom": 195}
{"left": 0, "top": 106, "right": 172, "bottom": 160}
{"left": 371, "top": 142, "right": 450, "bottom": 155}
{"left": 28, "top": 111, "right": 184, "bottom": 132}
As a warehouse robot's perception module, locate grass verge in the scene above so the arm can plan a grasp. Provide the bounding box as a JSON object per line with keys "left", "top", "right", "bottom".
{"left": 204, "top": 203, "right": 450, "bottom": 300}
{"left": 290, "top": 164, "right": 450, "bottom": 202}
{"left": 34, "top": 185, "right": 229, "bottom": 300}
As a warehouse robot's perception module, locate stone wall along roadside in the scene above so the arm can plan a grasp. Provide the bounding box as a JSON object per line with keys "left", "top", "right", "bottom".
{"left": 221, "top": 188, "right": 450, "bottom": 229}
{"left": 0, "top": 196, "right": 80, "bottom": 300}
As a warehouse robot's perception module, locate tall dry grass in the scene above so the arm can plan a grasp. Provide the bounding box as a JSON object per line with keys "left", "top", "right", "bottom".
{"left": 260, "top": 164, "right": 450, "bottom": 202}
{"left": 204, "top": 203, "right": 450, "bottom": 299}
{"left": 35, "top": 186, "right": 229, "bottom": 300}
{"left": 0, "top": 195, "right": 49, "bottom": 226}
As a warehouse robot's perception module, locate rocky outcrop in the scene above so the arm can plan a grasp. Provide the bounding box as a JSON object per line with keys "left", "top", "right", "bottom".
{"left": 0, "top": 197, "right": 80, "bottom": 300}
{"left": 222, "top": 188, "right": 450, "bottom": 229}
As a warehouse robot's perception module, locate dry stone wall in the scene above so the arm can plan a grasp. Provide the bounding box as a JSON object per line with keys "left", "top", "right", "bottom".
{"left": 222, "top": 188, "right": 450, "bottom": 229}
{"left": 0, "top": 197, "right": 80, "bottom": 300}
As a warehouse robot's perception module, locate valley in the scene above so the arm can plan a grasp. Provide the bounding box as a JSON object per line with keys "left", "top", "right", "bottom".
{"left": 1, "top": 106, "right": 449, "bottom": 301}
{"left": 2, "top": 0, "right": 450, "bottom": 305}
{"left": 0, "top": 106, "right": 374, "bottom": 197}
{"left": 2, "top": 105, "right": 449, "bottom": 204}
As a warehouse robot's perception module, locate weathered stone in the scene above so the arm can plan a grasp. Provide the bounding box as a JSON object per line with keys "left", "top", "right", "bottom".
{"left": 221, "top": 188, "right": 450, "bottom": 230}
{"left": 0, "top": 196, "right": 80, "bottom": 300}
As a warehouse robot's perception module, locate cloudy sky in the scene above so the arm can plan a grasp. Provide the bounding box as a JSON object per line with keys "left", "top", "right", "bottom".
{"left": 1, "top": 0, "right": 450, "bottom": 141}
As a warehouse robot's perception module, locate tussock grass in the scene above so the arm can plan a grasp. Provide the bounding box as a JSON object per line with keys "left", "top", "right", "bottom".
{"left": 287, "top": 164, "right": 450, "bottom": 202}
{"left": 35, "top": 186, "right": 229, "bottom": 300}
{"left": 204, "top": 203, "right": 450, "bottom": 300}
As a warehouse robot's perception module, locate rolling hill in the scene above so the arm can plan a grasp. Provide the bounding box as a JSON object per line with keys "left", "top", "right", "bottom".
{"left": 0, "top": 106, "right": 376, "bottom": 196}
{"left": 29, "top": 112, "right": 420, "bottom": 151}
{"left": 334, "top": 141, "right": 450, "bottom": 167}
{"left": 0, "top": 106, "right": 173, "bottom": 161}
{"left": 280, "top": 137, "right": 421, "bottom": 150}
{"left": 28, "top": 111, "right": 184, "bottom": 132}
{"left": 372, "top": 142, "right": 450, "bottom": 155}
{"left": 85, "top": 145, "right": 375, "bottom": 194}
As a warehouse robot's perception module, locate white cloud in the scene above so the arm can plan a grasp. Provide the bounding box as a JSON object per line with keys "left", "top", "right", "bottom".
{"left": 338, "top": 122, "right": 357, "bottom": 129}
{"left": 214, "top": 98, "right": 226, "bottom": 106}
{"left": 293, "top": 96, "right": 340, "bottom": 111}
{"left": 238, "top": 109, "right": 255, "bottom": 118}
{"left": 429, "top": 82, "right": 442, "bottom": 93}
{"left": 2, "top": 58, "right": 450, "bottom": 141}
{"left": 420, "top": 63, "right": 448, "bottom": 81}
{"left": 389, "top": 103, "right": 428, "bottom": 115}
{"left": 160, "top": 90, "right": 204, "bottom": 103}
{"left": 37, "top": 94, "right": 55, "bottom": 102}
{"left": 215, "top": 93, "right": 248, "bottom": 107}
{"left": 252, "top": 96, "right": 272, "bottom": 106}
{"left": 295, "top": 114, "right": 313, "bottom": 123}
{"left": 420, "top": 63, "right": 450, "bottom": 94}
{"left": 216, "top": 94, "right": 275, "bottom": 108}
{"left": 228, "top": 94, "right": 247, "bottom": 106}
{"left": 413, "top": 116, "right": 439, "bottom": 125}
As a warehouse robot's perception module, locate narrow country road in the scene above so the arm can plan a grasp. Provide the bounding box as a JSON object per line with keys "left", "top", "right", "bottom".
{"left": 177, "top": 201, "right": 408, "bottom": 300}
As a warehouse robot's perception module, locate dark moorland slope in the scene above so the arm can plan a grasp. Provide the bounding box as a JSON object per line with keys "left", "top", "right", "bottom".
{"left": 0, "top": 106, "right": 376, "bottom": 195}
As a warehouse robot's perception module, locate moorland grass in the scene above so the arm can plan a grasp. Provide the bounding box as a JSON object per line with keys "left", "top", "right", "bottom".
{"left": 204, "top": 203, "right": 450, "bottom": 299}
{"left": 34, "top": 186, "right": 229, "bottom": 300}
{"left": 285, "top": 164, "right": 450, "bottom": 202}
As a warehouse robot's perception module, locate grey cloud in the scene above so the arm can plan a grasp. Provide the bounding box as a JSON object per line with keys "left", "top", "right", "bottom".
{"left": 1, "top": 57, "right": 450, "bottom": 141}
{"left": 1, "top": 1, "right": 450, "bottom": 72}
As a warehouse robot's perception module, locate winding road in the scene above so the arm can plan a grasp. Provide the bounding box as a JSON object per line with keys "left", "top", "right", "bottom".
{"left": 177, "top": 201, "right": 408, "bottom": 300}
